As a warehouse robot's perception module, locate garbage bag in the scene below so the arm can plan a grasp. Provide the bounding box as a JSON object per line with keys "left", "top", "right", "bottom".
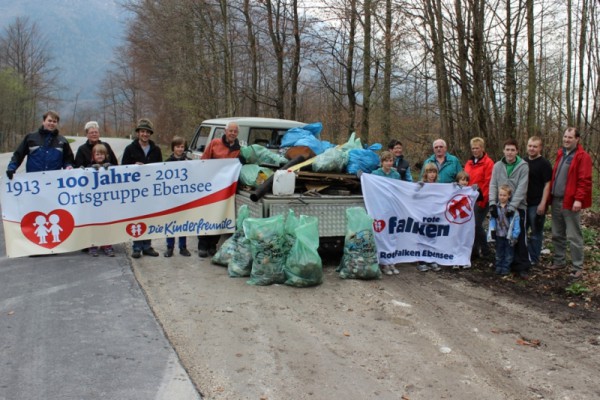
{"left": 221, "top": 205, "right": 252, "bottom": 277}
{"left": 337, "top": 207, "right": 381, "bottom": 280}
{"left": 346, "top": 143, "right": 383, "bottom": 174}
{"left": 240, "top": 144, "right": 288, "bottom": 165}
{"left": 302, "top": 122, "right": 323, "bottom": 137}
{"left": 281, "top": 126, "right": 332, "bottom": 155}
{"left": 312, "top": 146, "right": 348, "bottom": 172}
{"left": 340, "top": 132, "right": 362, "bottom": 151}
{"left": 283, "top": 209, "right": 300, "bottom": 253}
{"left": 284, "top": 215, "right": 323, "bottom": 287}
{"left": 239, "top": 164, "right": 274, "bottom": 187}
{"left": 244, "top": 214, "right": 286, "bottom": 285}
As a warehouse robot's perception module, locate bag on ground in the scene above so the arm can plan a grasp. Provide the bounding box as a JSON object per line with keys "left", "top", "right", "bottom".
{"left": 337, "top": 207, "right": 381, "bottom": 280}
{"left": 244, "top": 214, "right": 286, "bottom": 285}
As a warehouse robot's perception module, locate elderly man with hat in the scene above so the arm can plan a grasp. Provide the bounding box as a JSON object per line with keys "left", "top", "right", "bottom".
{"left": 121, "top": 118, "right": 163, "bottom": 258}
{"left": 74, "top": 121, "right": 119, "bottom": 167}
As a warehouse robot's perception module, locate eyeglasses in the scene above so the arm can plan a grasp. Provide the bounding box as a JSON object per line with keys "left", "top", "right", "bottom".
{"left": 434, "top": 146, "right": 444, "bottom": 149}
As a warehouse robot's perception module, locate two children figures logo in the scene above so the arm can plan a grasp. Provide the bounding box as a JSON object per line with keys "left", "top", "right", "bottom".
{"left": 33, "top": 214, "right": 63, "bottom": 244}
{"left": 20, "top": 210, "right": 75, "bottom": 249}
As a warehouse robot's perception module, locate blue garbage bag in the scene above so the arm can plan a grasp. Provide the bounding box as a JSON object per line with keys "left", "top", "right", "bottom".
{"left": 346, "top": 143, "right": 382, "bottom": 174}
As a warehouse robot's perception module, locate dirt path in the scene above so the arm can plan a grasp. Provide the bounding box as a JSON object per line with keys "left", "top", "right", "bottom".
{"left": 132, "top": 246, "right": 600, "bottom": 400}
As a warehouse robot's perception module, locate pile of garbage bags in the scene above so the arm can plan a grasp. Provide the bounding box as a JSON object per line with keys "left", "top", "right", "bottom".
{"left": 212, "top": 207, "right": 323, "bottom": 288}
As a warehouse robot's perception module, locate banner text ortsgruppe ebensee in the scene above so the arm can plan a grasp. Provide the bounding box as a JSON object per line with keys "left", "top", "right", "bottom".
{"left": 1, "top": 159, "right": 241, "bottom": 257}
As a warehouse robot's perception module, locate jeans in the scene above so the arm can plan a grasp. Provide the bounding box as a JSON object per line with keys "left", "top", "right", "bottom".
{"left": 551, "top": 197, "right": 584, "bottom": 270}
{"left": 495, "top": 237, "right": 514, "bottom": 274}
{"left": 167, "top": 237, "right": 187, "bottom": 249}
{"left": 527, "top": 204, "right": 545, "bottom": 265}
{"left": 132, "top": 239, "right": 152, "bottom": 252}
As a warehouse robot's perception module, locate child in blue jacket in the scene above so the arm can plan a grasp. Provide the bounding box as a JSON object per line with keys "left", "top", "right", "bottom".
{"left": 487, "top": 184, "right": 521, "bottom": 275}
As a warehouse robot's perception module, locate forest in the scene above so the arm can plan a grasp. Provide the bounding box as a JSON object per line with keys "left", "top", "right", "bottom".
{"left": 0, "top": 0, "right": 599, "bottom": 176}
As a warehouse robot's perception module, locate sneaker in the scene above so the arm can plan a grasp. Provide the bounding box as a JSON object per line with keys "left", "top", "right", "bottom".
{"left": 180, "top": 248, "right": 191, "bottom": 257}
{"left": 391, "top": 265, "right": 400, "bottom": 275}
{"left": 104, "top": 247, "right": 115, "bottom": 257}
{"left": 142, "top": 248, "right": 159, "bottom": 257}
{"left": 417, "top": 263, "right": 429, "bottom": 272}
{"left": 132, "top": 250, "right": 141, "bottom": 259}
{"left": 381, "top": 265, "right": 393, "bottom": 276}
{"left": 452, "top": 265, "right": 460, "bottom": 270}
{"left": 90, "top": 248, "right": 99, "bottom": 257}
{"left": 208, "top": 247, "right": 217, "bottom": 256}
{"left": 461, "top": 265, "right": 471, "bottom": 269}
{"left": 164, "top": 248, "right": 174, "bottom": 258}
{"left": 198, "top": 249, "right": 209, "bottom": 258}
{"left": 430, "top": 263, "right": 441, "bottom": 272}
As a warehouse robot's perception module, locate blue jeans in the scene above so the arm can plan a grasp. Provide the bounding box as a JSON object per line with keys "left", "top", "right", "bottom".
{"left": 527, "top": 204, "right": 545, "bottom": 265}
{"left": 167, "top": 237, "right": 187, "bottom": 249}
{"left": 495, "top": 237, "right": 514, "bottom": 274}
{"left": 133, "top": 239, "right": 152, "bottom": 252}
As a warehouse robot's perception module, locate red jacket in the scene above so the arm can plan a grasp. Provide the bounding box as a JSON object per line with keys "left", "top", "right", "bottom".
{"left": 550, "top": 144, "right": 592, "bottom": 209}
{"left": 201, "top": 136, "right": 241, "bottom": 160}
{"left": 464, "top": 152, "right": 494, "bottom": 208}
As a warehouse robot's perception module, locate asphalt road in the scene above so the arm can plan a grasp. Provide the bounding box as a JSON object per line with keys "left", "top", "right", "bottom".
{"left": 0, "top": 137, "right": 200, "bottom": 400}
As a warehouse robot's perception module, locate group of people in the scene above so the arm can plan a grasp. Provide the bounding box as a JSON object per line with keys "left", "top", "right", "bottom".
{"left": 5, "top": 111, "right": 594, "bottom": 280}
{"left": 5, "top": 111, "right": 244, "bottom": 260}
{"left": 372, "top": 131, "right": 593, "bottom": 280}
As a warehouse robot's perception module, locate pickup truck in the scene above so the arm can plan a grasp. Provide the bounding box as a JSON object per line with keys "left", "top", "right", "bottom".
{"left": 188, "top": 117, "right": 365, "bottom": 250}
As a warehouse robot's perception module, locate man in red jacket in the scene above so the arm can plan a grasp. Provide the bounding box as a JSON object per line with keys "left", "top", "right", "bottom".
{"left": 464, "top": 137, "right": 494, "bottom": 260}
{"left": 198, "top": 121, "right": 242, "bottom": 257}
{"left": 546, "top": 127, "right": 592, "bottom": 278}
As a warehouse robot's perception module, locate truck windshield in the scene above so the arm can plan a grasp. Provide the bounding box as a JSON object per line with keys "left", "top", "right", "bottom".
{"left": 190, "top": 125, "right": 213, "bottom": 152}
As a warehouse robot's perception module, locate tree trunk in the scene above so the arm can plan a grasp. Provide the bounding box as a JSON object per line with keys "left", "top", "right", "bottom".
{"left": 361, "top": 0, "right": 372, "bottom": 143}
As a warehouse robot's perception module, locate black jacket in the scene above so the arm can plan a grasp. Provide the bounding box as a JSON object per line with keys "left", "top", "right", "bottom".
{"left": 74, "top": 140, "right": 119, "bottom": 167}
{"left": 121, "top": 139, "right": 163, "bottom": 165}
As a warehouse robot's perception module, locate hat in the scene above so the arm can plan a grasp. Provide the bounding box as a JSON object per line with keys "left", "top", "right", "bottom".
{"left": 135, "top": 118, "right": 154, "bottom": 134}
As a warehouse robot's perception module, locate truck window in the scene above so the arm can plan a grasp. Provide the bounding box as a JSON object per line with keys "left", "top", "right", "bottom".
{"left": 248, "top": 128, "right": 292, "bottom": 148}
{"left": 248, "top": 128, "right": 273, "bottom": 147}
{"left": 190, "top": 125, "right": 212, "bottom": 152}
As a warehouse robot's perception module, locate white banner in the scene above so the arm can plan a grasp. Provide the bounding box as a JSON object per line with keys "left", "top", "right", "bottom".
{"left": 361, "top": 174, "right": 479, "bottom": 266}
{"left": 1, "top": 159, "right": 241, "bottom": 257}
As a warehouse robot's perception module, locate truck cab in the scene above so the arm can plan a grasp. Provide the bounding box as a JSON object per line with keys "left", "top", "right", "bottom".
{"left": 188, "top": 117, "right": 305, "bottom": 159}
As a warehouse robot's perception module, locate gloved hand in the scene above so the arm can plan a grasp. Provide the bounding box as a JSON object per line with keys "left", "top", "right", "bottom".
{"left": 506, "top": 209, "right": 515, "bottom": 218}
{"left": 102, "top": 163, "right": 111, "bottom": 170}
{"left": 489, "top": 205, "right": 498, "bottom": 219}
{"left": 92, "top": 164, "right": 101, "bottom": 170}
{"left": 6, "top": 170, "right": 15, "bottom": 180}
{"left": 510, "top": 238, "right": 518, "bottom": 247}
{"left": 471, "top": 184, "right": 479, "bottom": 192}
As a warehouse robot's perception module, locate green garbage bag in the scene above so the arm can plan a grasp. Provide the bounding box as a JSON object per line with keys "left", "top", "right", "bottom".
{"left": 244, "top": 214, "right": 286, "bottom": 286}
{"left": 240, "top": 144, "right": 288, "bottom": 165}
{"left": 212, "top": 205, "right": 250, "bottom": 267}
{"left": 239, "top": 164, "right": 274, "bottom": 188}
{"left": 312, "top": 147, "right": 348, "bottom": 172}
{"left": 207, "top": 205, "right": 252, "bottom": 277}
{"left": 284, "top": 215, "right": 323, "bottom": 287}
{"left": 283, "top": 209, "right": 300, "bottom": 253}
{"left": 337, "top": 207, "right": 381, "bottom": 280}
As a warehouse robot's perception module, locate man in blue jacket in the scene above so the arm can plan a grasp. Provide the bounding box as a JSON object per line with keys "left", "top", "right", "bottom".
{"left": 6, "top": 110, "right": 74, "bottom": 179}
{"left": 420, "top": 138, "right": 462, "bottom": 183}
